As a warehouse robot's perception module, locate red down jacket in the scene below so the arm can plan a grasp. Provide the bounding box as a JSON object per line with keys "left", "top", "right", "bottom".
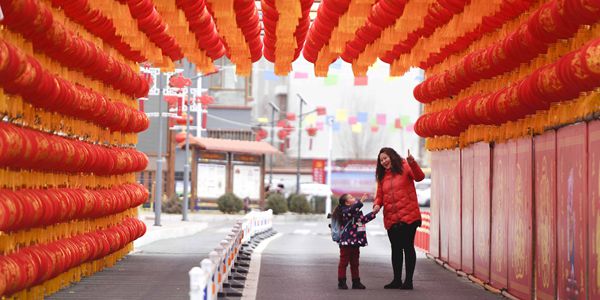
{"left": 374, "top": 159, "right": 425, "bottom": 230}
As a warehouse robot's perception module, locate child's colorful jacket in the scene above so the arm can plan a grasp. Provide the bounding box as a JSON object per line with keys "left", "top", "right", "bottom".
{"left": 339, "top": 201, "right": 376, "bottom": 247}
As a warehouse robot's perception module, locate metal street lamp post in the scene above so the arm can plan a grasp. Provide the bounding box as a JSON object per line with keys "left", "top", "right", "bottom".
{"left": 182, "top": 67, "right": 205, "bottom": 221}
{"left": 154, "top": 72, "right": 164, "bottom": 226}
{"left": 295, "top": 94, "right": 307, "bottom": 194}
{"left": 268, "top": 102, "right": 280, "bottom": 188}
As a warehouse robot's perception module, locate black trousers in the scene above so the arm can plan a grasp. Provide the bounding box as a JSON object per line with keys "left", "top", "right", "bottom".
{"left": 387, "top": 221, "right": 419, "bottom": 283}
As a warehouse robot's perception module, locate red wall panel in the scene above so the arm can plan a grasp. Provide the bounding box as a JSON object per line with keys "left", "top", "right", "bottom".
{"left": 588, "top": 120, "right": 600, "bottom": 299}
{"left": 430, "top": 151, "right": 441, "bottom": 258}
{"left": 507, "top": 137, "right": 533, "bottom": 299}
{"left": 490, "top": 141, "right": 512, "bottom": 289}
{"left": 557, "top": 123, "right": 587, "bottom": 299}
{"left": 440, "top": 151, "right": 449, "bottom": 261}
{"left": 473, "top": 142, "right": 491, "bottom": 282}
{"left": 448, "top": 149, "right": 462, "bottom": 269}
{"left": 461, "top": 146, "right": 474, "bottom": 274}
{"left": 534, "top": 131, "right": 558, "bottom": 300}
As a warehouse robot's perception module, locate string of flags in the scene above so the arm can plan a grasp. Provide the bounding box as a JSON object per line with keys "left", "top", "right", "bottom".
{"left": 258, "top": 110, "right": 415, "bottom": 135}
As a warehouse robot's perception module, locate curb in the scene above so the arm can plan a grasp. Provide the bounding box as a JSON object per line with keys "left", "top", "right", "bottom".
{"left": 133, "top": 222, "right": 209, "bottom": 250}
{"left": 424, "top": 255, "right": 516, "bottom": 297}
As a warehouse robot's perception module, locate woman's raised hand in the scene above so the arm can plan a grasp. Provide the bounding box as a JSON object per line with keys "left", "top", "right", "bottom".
{"left": 407, "top": 149, "right": 415, "bottom": 164}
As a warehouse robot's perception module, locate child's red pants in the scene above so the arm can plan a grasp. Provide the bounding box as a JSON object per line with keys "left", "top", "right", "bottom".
{"left": 338, "top": 246, "right": 360, "bottom": 279}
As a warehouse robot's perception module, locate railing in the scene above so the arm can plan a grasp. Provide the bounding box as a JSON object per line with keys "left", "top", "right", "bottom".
{"left": 415, "top": 211, "right": 430, "bottom": 252}
{"left": 189, "top": 210, "right": 273, "bottom": 300}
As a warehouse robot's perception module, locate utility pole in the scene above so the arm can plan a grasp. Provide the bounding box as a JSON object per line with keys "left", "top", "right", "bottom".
{"left": 326, "top": 116, "right": 334, "bottom": 216}
{"left": 154, "top": 72, "right": 164, "bottom": 226}
{"left": 295, "top": 94, "right": 307, "bottom": 194}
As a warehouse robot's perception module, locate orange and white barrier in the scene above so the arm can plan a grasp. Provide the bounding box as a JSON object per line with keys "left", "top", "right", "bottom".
{"left": 415, "top": 212, "right": 430, "bottom": 253}
{"left": 189, "top": 210, "right": 273, "bottom": 300}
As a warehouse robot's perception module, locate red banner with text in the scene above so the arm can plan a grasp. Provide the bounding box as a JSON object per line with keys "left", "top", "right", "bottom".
{"left": 429, "top": 151, "right": 441, "bottom": 258}
{"left": 448, "top": 149, "right": 462, "bottom": 269}
{"left": 557, "top": 123, "right": 588, "bottom": 299}
{"left": 588, "top": 120, "right": 600, "bottom": 299}
{"left": 507, "top": 137, "right": 533, "bottom": 299}
{"left": 312, "top": 159, "right": 326, "bottom": 184}
{"left": 534, "top": 131, "right": 558, "bottom": 300}
{"left": 473, "top": 142, "right": 491, "bottom": 282}
{"left": 461, "top": 146, "right": 474, "bottom": 274}
{"left": 490, "top": 141, "right": 512, "bottom": 289}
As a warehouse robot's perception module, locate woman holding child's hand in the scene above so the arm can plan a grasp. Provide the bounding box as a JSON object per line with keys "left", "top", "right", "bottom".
{"left": 373, "top": 148, "right": 425, "bottom": 290}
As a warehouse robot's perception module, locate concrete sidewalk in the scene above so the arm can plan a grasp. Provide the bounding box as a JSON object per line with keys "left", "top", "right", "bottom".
{"left": 134, "top": 210, "right": 244, "bottom": 249}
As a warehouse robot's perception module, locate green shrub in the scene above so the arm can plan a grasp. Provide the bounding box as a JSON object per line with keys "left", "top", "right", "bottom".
{"left": 288, "top": 194, "right": 312, "bottom": 214}
{"left": 162, "top": 194, "right": 182, "bottom": 214}
{"left": 266, "top": 193, "right": 288, "bottom": 215}
{"left": 313, "top": 196, "right": 337, "bottom": 214}
{"left": 217, "top": 193, "right": 243, "bottom": 214}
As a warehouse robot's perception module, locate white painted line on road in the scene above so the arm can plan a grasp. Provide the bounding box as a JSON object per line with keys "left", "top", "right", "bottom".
{"left": 292, "top": 229, "right": 311, "bottom": 235}
{"left": 241, "top": 233, "right": 283, "bottom": 300}
{"left": 369, "top": 231, "right": 387, "bottom": 236}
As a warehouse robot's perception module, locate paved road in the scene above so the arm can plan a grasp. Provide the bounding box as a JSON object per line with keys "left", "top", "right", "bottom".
{"left": 257, "top": 208, "right": 501, "bottom": 300}
{"left": 49, "top": 218, "right": 237, "bottom": 300}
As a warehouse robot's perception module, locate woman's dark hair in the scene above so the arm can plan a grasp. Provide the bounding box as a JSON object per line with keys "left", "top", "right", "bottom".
{"left": 331, "top": 194, "right": 351, "bottom": 224}
{"left": 376, "top": 147, "right": 404, "bottom": 183}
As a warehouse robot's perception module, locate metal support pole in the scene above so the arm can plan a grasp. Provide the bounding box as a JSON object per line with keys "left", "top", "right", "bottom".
{"left": 183, "top": 66, "right": 192, "bottom": 221}
{"left": 269, "top": 107, "right": 275, "bottom": 186}
{"left": 154, "top": 72, "right": 164, "bottom": 226}
{"left": 295, "top": 94, "right": 306, "bottom": 194}
{"left": 268, "top": 102, "right": 279, "bottom": 188}
{"left": 326, "top": 116, "right": 333, "bottom": 216}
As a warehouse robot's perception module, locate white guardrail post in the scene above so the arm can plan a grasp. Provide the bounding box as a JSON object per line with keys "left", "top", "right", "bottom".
{"left": 189, "top": 210, "right": 273, "bottom": 299}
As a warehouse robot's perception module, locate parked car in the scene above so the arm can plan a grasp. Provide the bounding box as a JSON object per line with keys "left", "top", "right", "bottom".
{"left": 415, "top": 178, "right": 431, "bottom": 207}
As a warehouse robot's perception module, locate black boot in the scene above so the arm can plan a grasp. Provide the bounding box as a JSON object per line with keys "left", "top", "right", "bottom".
{"left": 400, "top": 281, "right": 413, "bottom": 290}
{"left": 352, "top": 278, "right": 366, "bottom": 289}
{"left": 338, "top": 278, "right": 348, "bottom": 290}
{"left": 384, "top": 280, "right": 402, "bottom": 289}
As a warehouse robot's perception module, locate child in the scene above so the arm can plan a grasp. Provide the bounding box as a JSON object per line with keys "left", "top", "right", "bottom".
{"left": 332, "top": 193, "right": 377, "bottom": 289}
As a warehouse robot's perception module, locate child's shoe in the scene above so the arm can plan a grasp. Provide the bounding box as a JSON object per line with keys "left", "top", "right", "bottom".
{"left": 352, "top": 278, "right": 366, "bottom": 289}
{"left": 338, "top": 278, "right": 348, "bottom": 289}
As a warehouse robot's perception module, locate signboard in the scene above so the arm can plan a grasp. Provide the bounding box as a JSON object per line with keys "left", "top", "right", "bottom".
{"left": 198, "top": 151, "right": 227, "bottom": 162}
{"left": 312, "top": 159, "right": 326, "bottom": 184}
{"left": 232, "top": 154, "right": 261, "bottom": 164}
{"left": 232, "top": 165, "right": 261, "bottom": 199}
{"left": 197, "top": 163, "right": 226, "bottom": 199}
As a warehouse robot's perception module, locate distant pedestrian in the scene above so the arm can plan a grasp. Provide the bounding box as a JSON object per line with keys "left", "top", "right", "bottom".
{"left": 243, "top": 197, "right": 250, "bottom": 214}
{"left": 331, "top": 193, "right": 377, "bottom": 290}
{"left": 373, "top": 148, "right": 425, "bottom": 290}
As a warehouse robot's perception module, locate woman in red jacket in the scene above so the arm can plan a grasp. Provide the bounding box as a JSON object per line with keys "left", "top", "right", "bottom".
{"left": 372, "top": 147, "right": 425, "bottom": 290}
